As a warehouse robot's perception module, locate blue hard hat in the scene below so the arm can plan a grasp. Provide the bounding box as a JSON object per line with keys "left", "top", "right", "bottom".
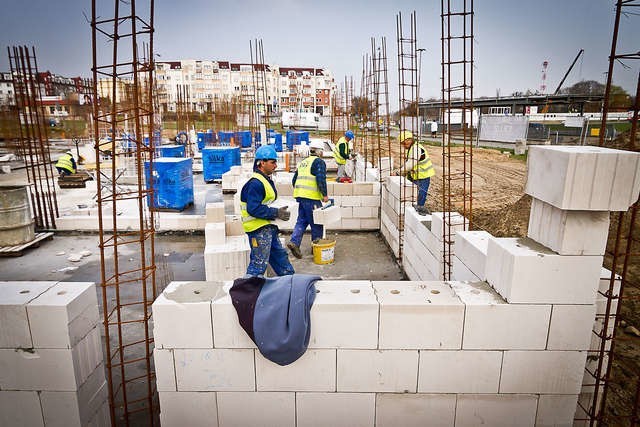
{"left": 345, "top": 130, "right": 355, "bottom": 140}
{"left": 255, "top": 145, "right": 277, "bottom": 160}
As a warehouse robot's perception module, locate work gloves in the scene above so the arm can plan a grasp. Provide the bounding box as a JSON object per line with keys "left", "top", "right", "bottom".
{"left": 277, "top": 206, "right": 291, "bottom": 221}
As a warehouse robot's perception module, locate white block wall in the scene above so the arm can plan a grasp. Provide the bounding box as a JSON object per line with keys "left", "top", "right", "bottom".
{"left": 0, "top": 281, "right": 110, "bottom": 426}
{"left": 152, "top": 279, "right": 596, "bottom": 426}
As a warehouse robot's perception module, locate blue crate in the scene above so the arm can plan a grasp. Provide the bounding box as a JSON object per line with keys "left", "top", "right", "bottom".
{"left": 218, "top": 131, "right": 235, "bottom": 146}
{"left": 202, "top": 146, "right": 241, "bottom": 181}
{"left": 197, "top": 132, "right": 206, "bottom": 150}
{"left": 286, "top": 130, "right": 310, "bottom": 150}
{"left": 144, "top": 157, "right": 194, "bottom": 210}
{"left": 235, "top": 130, "right": 252, "bottom": 148}
{"left": 156, "top": 144, "right": 185, "bottom": 158}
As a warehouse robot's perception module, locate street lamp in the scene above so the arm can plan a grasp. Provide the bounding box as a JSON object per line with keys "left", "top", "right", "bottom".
{"left": 416, "top": 48, "right": 426, "bottom": 136}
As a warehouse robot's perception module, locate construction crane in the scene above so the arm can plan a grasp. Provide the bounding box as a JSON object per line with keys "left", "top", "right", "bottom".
{"left": 541, "top": 49, "right": 584, "bottom": 113}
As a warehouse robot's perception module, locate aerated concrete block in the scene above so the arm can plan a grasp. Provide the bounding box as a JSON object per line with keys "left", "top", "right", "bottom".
{"left": 360, "top": 218, "right": 380, "bottom": 229}
{"left": 528, "top": 197, "right": 610, "bottom": 255}
{"left": 360, "top": 195, "right": 381, "bottom": 207}
{"left": 211, "top": 288, "right": 257, "bottom": 349}
{"left": 374, "top": 281, "right": 464, "bottom": 349}
{"left": 174, "top": 348, "right": 255, "bottom": 391}
{"left": 205, "top": 222, "right": 225, "bottom": 246}
{"left": 153, "top": 349, "right": 177, "bottom": 391}
{"left": 449, "top": 281, "right": 552, "bottom": 350}
{"left": 0, "top": 327, "right": 102, "bottom": 391}
{"left": 353, "top": 183, "right": 375, "bottom": 195}
{"left": 205, "top": 202, "right": 225, "bottom": 223}
{"left": 456, "top": 394, "right": 538, "bottom": 427}
{"left": 525, "top": 145, "right": 640, "bottom": 211}
{"left": 225, "top": 214, "right": 244, "bottom": 236}
{"left": 547, "top": 304, "right": 597, "bottom": 350}
{"left": 418, "top": 350, "right": 502, "bottom": 393}
{"left": 309, "top": 281, "right": 378, "bottom": 349}
{"left": 296, "top": 393, "right": 375, "bottom": 427}
{"left": 337, "top": 349, "right": 419, "bottom": 392}
{"left": 313, "top": 205, "right": 341, "bottom": 225}
{"left": 26, "top": 282, "right": 98, "bottom": 349}
{"left": 500, "top": 350, "right": 587, "bottom": 394}
{"left": 256, "top": 349, "right": 336, "bottom": 391}
{"left": 159, "top": 391, "right": 218, "bottom": 427}
{"left": 452, "top": 256, "right": 480, "bottom": 281}
{"left": 0, "top": 281, "right": 56, "bottom": 348}
{"left": 40, "top": 364, "right": 107, "bottom": 427}
{"left": 455, "top": 230, "right": 492, "bottom": 280}
{"left": 536, "top": 394, "right": 579, "bottom": 427}
{"left": 375, "top": 394, "right": 456, "bottom": 427}
{"left": 152, "top": 281, "right": 224, "bottom": 349}
{"left": 0, "top": 391, "right": 44, "bottom": 427}
{"left": 485, "top": 237, "right": 603, "bottom": 304}
{"left": 217, "top": 392, "right": 295, "bottom": 427}
{"left": 430, "top": 211, "right": 469, "bottom": 242}
{"left": 204, "top": 236, "right": 250, "bottom": 281}
{"left": 332, "top": 183, "right": 354, "bottom": 196}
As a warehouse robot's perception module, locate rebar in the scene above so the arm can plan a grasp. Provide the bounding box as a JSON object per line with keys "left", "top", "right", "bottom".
{"left": 91, "top": 0, "right": 158, "bottom": 424}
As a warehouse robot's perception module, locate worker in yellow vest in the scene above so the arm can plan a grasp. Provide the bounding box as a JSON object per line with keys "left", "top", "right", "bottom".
{"left": 240, "top": 145, "right": 294, "bottom": 277}
{"left": 332, "top": 130, "right": 354, "bottom": 182}
{"left": 55, "top": 150, "right": 77, "bottom": 177}
{"left": 393, "top": 131, "right": 435, "bottom": 215}
{"left": 287, "top": 140, "right": 329, "bottom": 258}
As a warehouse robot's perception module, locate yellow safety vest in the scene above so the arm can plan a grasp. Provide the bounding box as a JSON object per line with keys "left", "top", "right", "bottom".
{"left": 55, "top": 153, "right": 76, "bottom": 173}
{"left": 407, "top": 143, "right": 435, "bottom": 180}
{"left": 293, "top": 156, "right": 323, "bottom": 200}
{"left": 332, "top": 137, "right": 348, "bottom": 165}
{"left": 241, "top": 172, "right": 276, "bottom": 233}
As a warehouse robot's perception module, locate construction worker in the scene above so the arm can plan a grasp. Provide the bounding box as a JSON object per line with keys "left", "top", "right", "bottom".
{"left": 55, "top": 150, "right": 77, "bottom": 177}
{"left": 332, "top": 130, "right": 355, "bottom": 182}
{"left": 240, "top": 145, "right": 295, "bottom": 277}
{"left": 287, "top": 140, "right": 329, "bottom": 258}
{"left": 393, "top": 131, "right": 435, "bottom": 216}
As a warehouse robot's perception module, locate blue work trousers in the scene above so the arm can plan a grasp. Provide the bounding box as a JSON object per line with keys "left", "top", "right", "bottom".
{"left": 415, "top": 177, "right": 431, "bottom": 207}
{"left": 246, "top": 225, "right": 295, "bottom": 277}
{"left": 290, "top": 198, "right": 323, "bottom": 246}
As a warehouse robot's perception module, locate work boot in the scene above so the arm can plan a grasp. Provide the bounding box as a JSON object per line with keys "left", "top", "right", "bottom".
{"left": 286, "top": 241, "right": 303, "bottom": 259}
{"left": 414, "top": 204, "right": 430, "bottom": 216}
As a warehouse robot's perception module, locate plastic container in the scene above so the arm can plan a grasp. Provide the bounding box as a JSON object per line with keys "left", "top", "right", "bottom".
{"left": 218, "top": 131, "right": 235, "bottom": 146}
{"left": 156, "top": 144, "right": 185, "bottom": 158}
{"left": 286, "top": 130, "right": 310, "bottom": 150}
{"left": 312, "top": 239, "right": 336, "bottom": 265}
{"left": 235, "top": 130, "right": 252, "bottom": 148}
{"left": 144, "top": 157, "right": 194, "bottom": 210}
{"left": 202, "top": 146, "right": 241, "bottom": 181}
{"left": 0, "top": 185, "right": 35, "bottom": 246}
{"left": 197, "top": 132, "right": 206, "bottom": 150}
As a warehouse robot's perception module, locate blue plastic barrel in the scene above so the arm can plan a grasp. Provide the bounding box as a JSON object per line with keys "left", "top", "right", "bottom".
{"left": 197, "top": 132, "right": 205, "bottom": 150}
{"left": 202, "top": 146, "right": 241, "bottom": 181}
{"left": 144, "top": 157, "right": 194, "bottom": 210}
{"left": 254, "top": 131, "right": 261, "bottom": 143}
{"left": 156, "top": 144, "right": 185, "bottom": 158}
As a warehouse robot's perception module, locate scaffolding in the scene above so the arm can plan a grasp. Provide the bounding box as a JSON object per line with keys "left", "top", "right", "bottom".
{"left": 440, "top": 0, "right": 474, "bottom": 280}
{"left": 7, "top": 45, "right": 59, "bottom": 230}
{"left": 578, "top": 0, "right": 640, "bottom": 424}
{"left": 91, "top": 0, "right": 158, "bottom": 424}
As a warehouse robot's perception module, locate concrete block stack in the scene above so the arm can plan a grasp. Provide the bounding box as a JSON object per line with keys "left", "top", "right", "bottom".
{"left": 380, "top": 176, "right": 416, "bottom": 258}
{"left": 402, "top": 208, "right": 469, "bottom": 281}
{"left": 153, "top": 278, "right": 603, "bottom": 426}
{"left": 203, "top": 203, "right": 250, "bottom": 281}
{"left": 221, "top": 165, "right": 251, "bottom": 194}
{"left": 0, "top": 281, "right": 109, "bottom": 426}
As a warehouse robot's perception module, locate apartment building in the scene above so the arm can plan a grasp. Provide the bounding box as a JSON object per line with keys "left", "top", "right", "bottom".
{"left": 0, "top": 72, "right": 15, "bottom": 108}
{"left": 154, "top": 60, "right": 335, "bottom": 116}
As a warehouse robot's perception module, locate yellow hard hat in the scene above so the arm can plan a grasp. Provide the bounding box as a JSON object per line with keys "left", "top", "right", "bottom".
{"left": 399, "top": 131, "right": 413, "bottom": 142}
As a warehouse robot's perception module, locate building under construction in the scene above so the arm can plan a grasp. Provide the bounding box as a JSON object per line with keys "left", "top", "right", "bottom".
{"left": 0, "top": 1, "right": 639, "bottom": 426}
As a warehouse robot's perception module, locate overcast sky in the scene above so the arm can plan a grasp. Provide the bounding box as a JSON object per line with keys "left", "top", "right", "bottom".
{"left": 1, "top": 0, "right": 638, "bottom": 105}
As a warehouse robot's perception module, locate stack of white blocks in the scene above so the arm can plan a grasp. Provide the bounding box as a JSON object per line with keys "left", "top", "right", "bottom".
{"left": 204, "top": 202, "right": 250, "bottom": 281}
{"left": 0, "top": 281, "right": 109, "bottom": 426}
{"left": 403, "top": 208, "right": 469, "bottom": 281}
{"left": 380, "top": 175, "right": 417, "bottom": 258}
{"left": 233, "top": 180, "right": 381, "bottom": 231}
{"left": 221, "top": 165, "right": 252, "bottom": 193}
{"left": 153, "top": 278, "right": 594, "bottom": 426}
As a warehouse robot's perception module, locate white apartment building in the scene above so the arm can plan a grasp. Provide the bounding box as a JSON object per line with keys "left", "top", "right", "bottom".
{"left": 0, "top": 72, "right": 15, "bottom": 108}
{"left": 154, "top": 60, "right": 336, "bottom": 116}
